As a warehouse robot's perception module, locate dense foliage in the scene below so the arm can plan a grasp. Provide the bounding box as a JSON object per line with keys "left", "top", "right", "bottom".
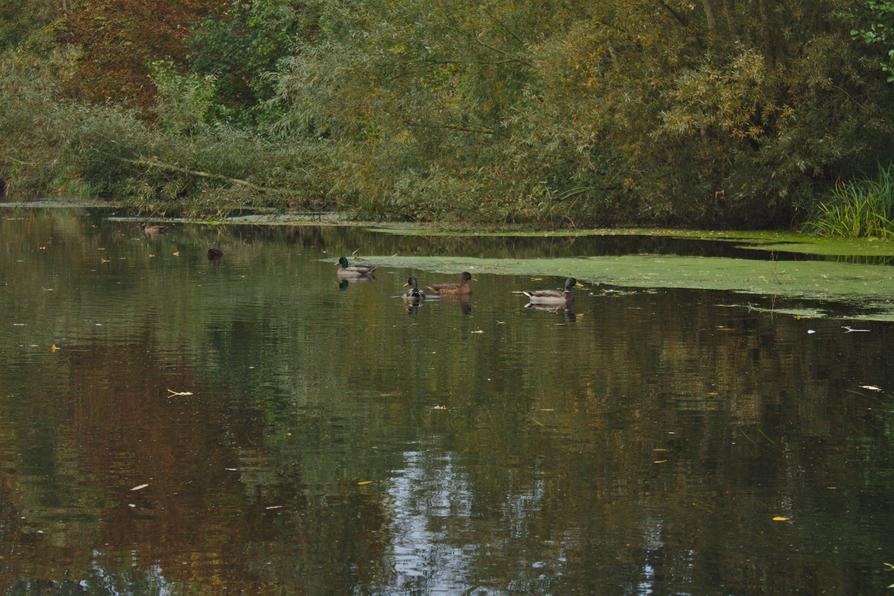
{"left": 1, "top": 0, "right": 894, "bottom": 229}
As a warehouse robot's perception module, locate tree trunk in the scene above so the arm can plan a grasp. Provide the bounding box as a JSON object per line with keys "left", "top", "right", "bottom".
{"left": 701, "top": 0, "right": 717, "bottom": 36}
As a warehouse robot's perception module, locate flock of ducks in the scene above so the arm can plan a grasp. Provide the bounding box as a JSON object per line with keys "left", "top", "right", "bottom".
{"left": 337, "top": 256, "right": 582, "bottom": 308}
{"left": 142, "top": 224, "right": 582, "bottom": 309}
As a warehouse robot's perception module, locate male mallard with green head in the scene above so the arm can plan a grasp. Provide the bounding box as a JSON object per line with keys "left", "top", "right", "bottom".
{"left": 337, "top": 256, "right": 376, "bottom": 278}
{"left": 403, "top": 276, "right": 425, "bottom": 301}
{"left": 523, "top": 277, "right": 582, "bottom": 306}
{"left": 427, "top": 271, "right": 474, "bottom": 296}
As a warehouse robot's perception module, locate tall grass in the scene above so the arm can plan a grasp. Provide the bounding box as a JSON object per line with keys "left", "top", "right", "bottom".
{"left": 808, "top": 165, "right": 894, "bottom": 238}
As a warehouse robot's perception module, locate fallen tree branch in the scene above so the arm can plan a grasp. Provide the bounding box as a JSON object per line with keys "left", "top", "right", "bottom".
{"left": 114, "top": 156, "right": 293, "bottom": 195}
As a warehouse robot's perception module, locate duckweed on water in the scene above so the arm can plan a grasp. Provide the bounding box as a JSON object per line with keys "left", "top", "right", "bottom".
{"left": 367, "top": 226, "right": 894, "bottom": 257}
{"left": 366, "top": 255, "right": 894, "bottom": 320}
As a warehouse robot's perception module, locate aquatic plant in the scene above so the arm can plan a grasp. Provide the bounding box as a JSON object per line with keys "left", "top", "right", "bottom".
{"left": 808, "top": 165, "right": 894, "bottom": 238}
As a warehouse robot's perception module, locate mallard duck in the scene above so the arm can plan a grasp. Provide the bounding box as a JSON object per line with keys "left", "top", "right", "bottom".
{"left": 337, "top": 256, "right": 376, "bottom": 278}
{"left": 207, "top": 247, "right": 224, "bottom": 260}
{"left": 523, "top": 277, "right": 582, "bottom": 306}
{"left": 427, "top": 271, "right": 474, "bottom": 295}
{"left": 403, "top": 276, "right": 425, "bottom": 301}
{"left": 142, "top": 223, "right": 168, "bottom": 238}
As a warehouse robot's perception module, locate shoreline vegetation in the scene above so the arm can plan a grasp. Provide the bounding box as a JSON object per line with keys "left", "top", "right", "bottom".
{"left": 1, "top": 1, "right": 894, "bottom": 236}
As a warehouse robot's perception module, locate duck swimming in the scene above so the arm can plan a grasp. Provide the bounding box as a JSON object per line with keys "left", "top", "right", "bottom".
{"left": 523, "top": 277, "right": 581, "bottom": 306}
{"left": 142, "top": 223, "right": 168, "bottom": 238}
{"left": 403, "top": 276, "right": 425, "bottom": 301}
{"left": 337, "top": 256, "right": 376, "bottom": 278}
{"left": 427, "top": 272, "right": 474, "bottom": 295}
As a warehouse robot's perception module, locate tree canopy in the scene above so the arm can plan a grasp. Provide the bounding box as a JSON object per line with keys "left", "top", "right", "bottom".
{"left": 1, "top": 0, "right": 893, "bottom": 227}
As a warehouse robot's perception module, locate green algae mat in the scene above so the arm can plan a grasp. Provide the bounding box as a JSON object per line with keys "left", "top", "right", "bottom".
{"left": 366, "top": 254, "right": 894, "bottom": 321}
{"left": 367, "top": 226, "right": 894, "bottom": 257}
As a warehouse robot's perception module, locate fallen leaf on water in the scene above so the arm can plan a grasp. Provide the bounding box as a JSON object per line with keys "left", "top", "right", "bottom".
{"left": 128, "top": 503, "right": 136, "bottom": 509}
{"left": 432, "top": 405, "right": 447, "bottom": 410}
{"left": 130, "top": 483, "right": 149, "bottom": 492}
{"left": 860, "top": 385, "right": 883, "bottom": 392}
{"left": 807, "top": 330, "right": 816, "bottom": 335}
{"left": 471, "top": 330, "right": 484, "bottom": 334}
{"left": 772, "top": 516, "right": 790, "bottom": 522}
{"left": 357, "top": 480, "right": 373, "bottom": 486}
{"left": 884, "top": 562, "right": 894, "bottom": 570}
{"left": 100, "top": 258, "right": 111, "bottom": 264}
{"left": 653, "top": 460, "right": 668, "bottom": 464}
{"left": 224, "top": 468, "right": 238, "bottom": 472}
{"left": 653, "top": 448, "right": 669, "bottom": 452}
{"left": 716, "top": 326, "right": 736, "bottom": 332}
{"left": 172, "top": 251, "right": 180, "bottom": 257}
{"left": 265, "top": 505, "right": 283, "bottom": 510}
{"left": 50, "top": 344, "right": 60, "bottom": 353}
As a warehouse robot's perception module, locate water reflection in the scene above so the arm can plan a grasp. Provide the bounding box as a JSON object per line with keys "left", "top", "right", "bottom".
{"left": 0, "top": 209, "right": 892, "bottom": 593}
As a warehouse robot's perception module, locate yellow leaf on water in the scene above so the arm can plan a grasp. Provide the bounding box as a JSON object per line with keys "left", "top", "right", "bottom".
{"left": 357, "top": 480, "right": 373, "bottom": 486}
{"left": 50, "top": 344, "right": 59, "bottom": 353}
{"left": 772, "top": 516, "right": 790, "bottom": 522}
{"left": 172, "top": 251, "right": 180, "bottom": 257}
{"left": 653, "top": 459, "right": 668, "bottom": 464}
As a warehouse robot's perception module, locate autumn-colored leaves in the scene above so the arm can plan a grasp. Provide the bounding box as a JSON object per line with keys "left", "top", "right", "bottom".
{"left": 63, "top": 0, "right": 222, "bottom": 110}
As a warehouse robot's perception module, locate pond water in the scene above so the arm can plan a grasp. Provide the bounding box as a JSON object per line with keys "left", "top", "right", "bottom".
{"left": 1, "top": 209, "right": 893, "bottom": 593}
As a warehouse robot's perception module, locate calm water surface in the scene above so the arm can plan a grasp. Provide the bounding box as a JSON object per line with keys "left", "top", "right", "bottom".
{"left": 1, "top": 209, "right": 893, "bottom": 593}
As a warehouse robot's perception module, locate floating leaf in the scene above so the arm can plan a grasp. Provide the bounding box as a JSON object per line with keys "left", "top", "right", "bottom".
{"left": 772, "top": 516, "right": 790, "bottom": 522}
{"left": 172, "top": 251, "right": 180, "bottom": 257}
{"left": 357, "top": 480, "right": 373, "bottom": 486}
{"left": 50, "top": 343, "right": 60, "bottom": 353}
{"left": 653, "top": 459, "right": 668, "bottom": 464}
{"left": 265, "top": 505, "right": 283, "bottom": 510}
{"left": 860, "top": 385, "right": 883, "bottom": 392}
{"left": 130, "top": 483, "right": 149, "bottom": 492}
